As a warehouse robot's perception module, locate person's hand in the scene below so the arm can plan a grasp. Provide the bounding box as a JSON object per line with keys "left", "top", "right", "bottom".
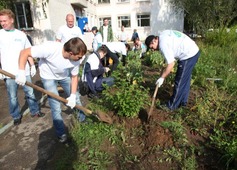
{"left": 156, "top": 77, "right": 164, "bottom": 87}
{"left": 30, "top": 65, "right": 36, "bottom": 77}
{"left": 0, "top": 73, "right": 5, "bottom": 80}
{"left": 15, "top": 70, "right": 26, "bottom": 86}
{"left": 66, "top": 94, "right": 76, "bottom": 109}
{"left": 104, "top": 67, "right": 110, "bottom": 73}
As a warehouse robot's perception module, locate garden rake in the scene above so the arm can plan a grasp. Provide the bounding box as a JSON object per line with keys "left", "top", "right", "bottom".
{"left": 0, "top": 69, "right": 113, "bottom": 124}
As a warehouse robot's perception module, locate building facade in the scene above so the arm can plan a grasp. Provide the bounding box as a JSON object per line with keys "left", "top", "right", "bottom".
{"left": 10, "top": 0, "right": 183, "bottom": 48}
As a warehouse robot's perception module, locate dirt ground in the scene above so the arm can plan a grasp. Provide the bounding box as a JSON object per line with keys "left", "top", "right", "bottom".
{"left": 0, "top": 67, "right": 226, "bottom": 170}
{"left": 0, "top": 72, "right": 86, "bottom": 170}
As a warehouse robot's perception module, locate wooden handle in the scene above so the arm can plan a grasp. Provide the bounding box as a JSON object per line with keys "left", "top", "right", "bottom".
{"left": 0, "top": 69, "right": 93, "bottom": 115}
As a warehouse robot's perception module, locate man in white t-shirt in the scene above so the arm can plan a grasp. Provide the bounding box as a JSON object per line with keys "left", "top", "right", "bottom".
{"left": 145, "top": 30, "right": 200, "bottom": 111}
{"left": 0, "top": 9, "right": 44, "bottom": 126}
{"left": 15, "top": 37, "right": 87, "bottom": 143}
{"left": 56, "top": 14, "right": 83, "bottom": 44}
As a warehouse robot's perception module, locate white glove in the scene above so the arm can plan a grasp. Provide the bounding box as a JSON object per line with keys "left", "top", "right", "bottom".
{"left": 66, "top": 94, "right": 76, "bottom": 109}
{"left": 104, "top": 67, "right": 110, "bottom": 73}
{"left": 0, "top": 73, "right": 5, "bottom": 80}
{"left": 156, "top": 77, "right": 164, "bottom": 87}
{"left": 30, "top": 65, "right": 36, "bottom": 77}
{"left": 15, "top": 70, "right": 26, "bottom": 86}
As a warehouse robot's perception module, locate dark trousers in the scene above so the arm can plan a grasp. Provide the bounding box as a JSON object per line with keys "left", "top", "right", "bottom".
{"left": 167, "top": 51, "right": 200, "bottom": 110}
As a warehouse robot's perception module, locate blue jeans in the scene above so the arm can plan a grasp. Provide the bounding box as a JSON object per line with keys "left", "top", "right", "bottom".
{"left": 5, "top": 76, "right": 39, "bottom": 120}
{"left": 41, "top": 77, "right": 85, "bottom": 137}
{"left": 167, "top": 51, "right": 200, "bottom": 110}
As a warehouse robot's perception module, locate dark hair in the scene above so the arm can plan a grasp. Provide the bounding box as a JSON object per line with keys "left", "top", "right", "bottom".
{"left": 125, "top": 43, "right": 131, "bottom": 51}
{"left": 64, "top": 37, "right": 87, "bottom": 56}
{"left": 97, "top": 45, "right": 108, "bottom": 54}
{"left": 145, "top": 35, "right": 156, "bottom": 48}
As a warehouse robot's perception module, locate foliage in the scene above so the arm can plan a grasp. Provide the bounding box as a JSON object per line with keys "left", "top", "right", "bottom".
{"left": 170, "top": 0, "right": 237, "bottom": 35}
{"left": 100, "top": 52, "right": 149, "bottom": 118}
{"left": 69, "top": 122, "right": 121, "bottom": 170}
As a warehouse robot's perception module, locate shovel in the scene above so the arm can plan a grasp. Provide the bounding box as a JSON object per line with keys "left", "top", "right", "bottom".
{"left": 147, "top": 84, "right": 159, "bottom": 120}
{"left": 0, "top": 69, "right": 113, "bottom": 124}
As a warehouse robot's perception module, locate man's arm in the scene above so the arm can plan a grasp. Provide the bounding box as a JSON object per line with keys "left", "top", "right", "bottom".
{"left": 19, "top": 48, "right": 33, "bottom": 70}
{"left": 71, "top": 75, "right": 79, "bottom": 94}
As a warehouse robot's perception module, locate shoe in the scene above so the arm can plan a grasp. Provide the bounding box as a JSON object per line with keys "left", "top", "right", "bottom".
{"left": 13, "top": 117, "right": 22, "bottom": 126}
{"left": 88, "top": 93, "right": 99, "bottom": 99}
{"left": 158, "top": 104, "right": 171, "bottom": 112}
{"left": 78, "top": 112, "right": 86, "bottom": 123}
{"left": 58, "top": 134, "right": 67, "bottom": 143}
{"left": 31, "top": 112, "right": 45, "bottom": 118}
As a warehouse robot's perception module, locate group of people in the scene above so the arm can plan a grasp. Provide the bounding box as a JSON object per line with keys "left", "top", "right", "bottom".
{"left": 0, "top": 9, "right": 200, "bottom": 144}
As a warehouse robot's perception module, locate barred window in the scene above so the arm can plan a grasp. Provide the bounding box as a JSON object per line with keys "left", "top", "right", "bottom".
{"left": 13, "top": 1, "right": 33, "bottom": 29}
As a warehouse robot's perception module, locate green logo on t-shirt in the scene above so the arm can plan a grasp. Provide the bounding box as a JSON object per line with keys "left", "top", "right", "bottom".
{"left": 173, "top": 31, "right": 182, "bottom": 38}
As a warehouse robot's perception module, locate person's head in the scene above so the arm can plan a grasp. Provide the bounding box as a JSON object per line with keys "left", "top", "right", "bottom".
{"left": 63, "top": 37, "right": 87, "bottom": 61}
{"left": 121, "top": 25, "right": 124, "bottom": 32}
{"left": 97, "top": 45, "right": 107, "bottom": 58}
{"left": 91, "top": 26, "right": 98, "bottom": 35}
{"left": 133, "top": 37, "right": 140, "bottom": 45}
{"left": 103, "top": 18, "right": 109, "bottom": 26}
{"left": 145, "top": 35, "right": 159, "bottom": 51}
{"left": 66, "top": 14, "right": 75, "bottom": 28}
{"left": 125, "top": 43, "right": 131, "bottom": 51}
{"left": 0, "top": 9, "right": 15, "bottom": 31}
{"left": 133, "top": 29, "right": 137, "bottom": 33}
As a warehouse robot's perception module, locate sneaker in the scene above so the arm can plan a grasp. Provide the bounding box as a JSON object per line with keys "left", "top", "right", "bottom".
{"left": 58, "top": 134, "right": 67, "bottom": 143}
{"left": 13, "top": 117, "right": 22, "bottom": 126}
{"left": 158, "top": 104, "right": 171, "bottom": 112}
{"left": 78, "top": 112, "right": 86, "bottom": 123}
{"left": 31, "top": 112, "right": 45, "bottom": 118}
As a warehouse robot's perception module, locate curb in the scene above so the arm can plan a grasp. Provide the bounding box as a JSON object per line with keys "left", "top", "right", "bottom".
{"left": 0, "top": 94, "right": 47, "bottom": 135}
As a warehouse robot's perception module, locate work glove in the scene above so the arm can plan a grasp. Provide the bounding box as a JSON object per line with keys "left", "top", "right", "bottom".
{"left": 0, "top": 73, "right": 5, "bottom": 80}
{"left": 15, "top": 70, "right": 26, "bottom": 86}
{"left": 104, "top": 67, "right": 110, "bottom": 73}
{"left": 30, "top": 65, "right": 36, "bottom": 77}
{"left": 156, "top": 77, "right": 164, "bottom": 87}
{"left": 66, "top": 94, "right": 76, "bottom": 109}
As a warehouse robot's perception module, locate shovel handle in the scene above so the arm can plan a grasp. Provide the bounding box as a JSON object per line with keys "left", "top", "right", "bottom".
{"left": 148, "top": 84, "right": 159, "bottom": 119}
{"left": 0, "top": 69, "right": 93, "bottom": 115}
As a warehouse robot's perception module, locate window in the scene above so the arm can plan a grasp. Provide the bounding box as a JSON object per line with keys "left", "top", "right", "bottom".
{"left": 13, "top": 1, "right": 33, "bottom": 29}
{"left": 117, "top": 0, "right": 130, "bottom": 3}
{"left": 99, "top": 17, "right": 111, "bottom": 27}
{"left": 137, "top": 14, "right": 150, "bottom": 27}
{"left": 98, "top": 0, "right": 110, "bottom": 4}
{"left": 118, "top": 16, "right": 130, "bottom": 28}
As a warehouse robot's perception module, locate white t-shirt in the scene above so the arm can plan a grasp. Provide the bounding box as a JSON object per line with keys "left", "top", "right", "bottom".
{"left": 0, "top": 29, "right": 31, "bottom": 77}
{"left": 56, "top": 25, "right": 83, "bottom": 44}
{"left": 119, "top": 31, "right": 128, "bottom": 42}
{"left": 104, "top": 42, "right": 127, "bottom": 56}
{"left": 159, "top": 30, "right": 199, "bottom": 64}
{"left": 82, "top": 53, "right": 100, "bottom": 83}
{"left": 92, "top": 32, "right": 102, "bottom": 52}
{"left": 31, "top": 41, "right": 82, "bottom": 80}
{"left": 102, "top": 25, "right": 108, "bottom": 43}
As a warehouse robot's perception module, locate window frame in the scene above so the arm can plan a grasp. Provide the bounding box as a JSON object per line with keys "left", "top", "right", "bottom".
{"left": 117, "top": 15, "right": 131, "bottom": 28}
{"left": 137, "top": 13, "right": 150, "bottom": 27}
{"left": 13, "top": 1, "right": 33, "bottom": 30}
{"left": 98, "top": 0, "right": 110, "bottom": 4}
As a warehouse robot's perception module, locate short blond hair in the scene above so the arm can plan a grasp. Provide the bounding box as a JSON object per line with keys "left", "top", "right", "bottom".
{"left": 0, "top": 9, "right": 15, "bottom": 19}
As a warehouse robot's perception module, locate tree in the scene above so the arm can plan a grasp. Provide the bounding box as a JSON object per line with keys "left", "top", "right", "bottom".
{"left": 170, "top": 0, "right": 237, "bottom": 35}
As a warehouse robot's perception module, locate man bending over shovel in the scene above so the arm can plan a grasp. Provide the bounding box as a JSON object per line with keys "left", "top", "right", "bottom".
{"left": 145, "top": 30, "right": 200, "bottom": 111}
{"left": 15, "top": 37, "right": 87, "bottom": 143}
